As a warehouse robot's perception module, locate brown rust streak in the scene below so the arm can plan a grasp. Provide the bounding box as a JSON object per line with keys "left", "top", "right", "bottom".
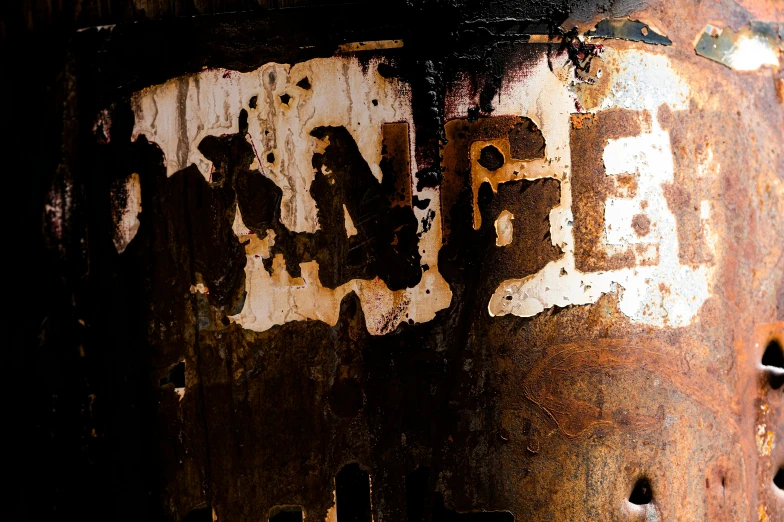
{"left": 380, "top": 122, "right": 413, "bottom": 208}
{"left": 570, "top": 109, "right": 653, "bottom": 272}
{"left": 658, "top": 104, "right": 717, "bottom": 267}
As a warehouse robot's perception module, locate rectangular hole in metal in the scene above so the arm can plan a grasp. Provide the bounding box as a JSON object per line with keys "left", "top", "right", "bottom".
{"left": 336, "top": 463, "right": 372, "bottom": 522}
{"left": 269, "top": 506, "right": 303, "bottom": 522}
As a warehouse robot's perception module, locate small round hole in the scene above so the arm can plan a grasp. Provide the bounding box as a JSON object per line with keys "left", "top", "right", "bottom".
{"left": 267, "top": 152, "right": 275, "bottom": 163}
{"left": 629, "top": 478, "right": 653, "bottom": 505}
{"left": 774, "top": 467, "right": 784, "bottom": 491}
{"left": 762, "top": 339, "right": 784, "bottom": 389}
{"left": 478, "top": 145, "right": 505, "bottom": 171}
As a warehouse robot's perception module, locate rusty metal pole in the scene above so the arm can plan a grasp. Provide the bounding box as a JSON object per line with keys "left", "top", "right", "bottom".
{"left": 5, "top": 0, "right": 784, "bottom": 521}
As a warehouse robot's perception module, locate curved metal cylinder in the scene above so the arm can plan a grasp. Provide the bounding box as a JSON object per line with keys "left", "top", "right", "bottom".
{"left": 17, "top": 0, "right": 784, "bottom": 521}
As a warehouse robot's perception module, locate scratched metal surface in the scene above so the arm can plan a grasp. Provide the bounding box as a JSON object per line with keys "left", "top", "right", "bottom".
{"left": 5, "top": 0, "right": 784, "bottom": 521}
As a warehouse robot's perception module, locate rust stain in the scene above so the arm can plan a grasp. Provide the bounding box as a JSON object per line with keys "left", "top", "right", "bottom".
{"left": 632, "top": 213, "right": 651, "bottom": 236}
{"left": 522, "top": 337, "right": 737, "bottom": 439}
{"left": 570, "top": 109, "right": 649, "bottom": 272}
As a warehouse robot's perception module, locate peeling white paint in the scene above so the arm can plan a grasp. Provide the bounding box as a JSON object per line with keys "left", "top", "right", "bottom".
{"left": 229, "top": 206, "right": 451, "bottom": 336}
{"left": 487, "top": 50, "right": 713, "bottom": 328}
{"left": 602, "top": 122, "right": 670, "bottom": 251}
{"left": 133, "top": 48, "right": 716, "bottom": 333}
{"left": 595, "top": 49, "right": 691, "bottom": 112}
{"left": 133, "top": 57, "right": 414, "bottom": 233}
{"left": 494, "top": 210, "right": 514, "bottom": 247}
{"left": 132, "top": 56, "right": 452, "bottom": 336}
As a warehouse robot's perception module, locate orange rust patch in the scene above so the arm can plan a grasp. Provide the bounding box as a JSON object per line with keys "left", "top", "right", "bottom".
{"left": 613, "top": 174, "right": 638, "bottom": 198}
{"left": 570, "top": 113, "right": 594, "bottom": 129}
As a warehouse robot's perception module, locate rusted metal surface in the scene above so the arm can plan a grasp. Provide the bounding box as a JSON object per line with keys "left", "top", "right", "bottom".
{"left": 4, "top": 0, "right": 784, "bottom": 521}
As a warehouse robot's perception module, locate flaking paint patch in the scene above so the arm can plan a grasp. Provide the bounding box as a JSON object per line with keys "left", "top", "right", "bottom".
{"left": 494, "top": 210, "right": 514, "bottom": 247}
{"left": 133, "top": 56, "right": 452, "bottom": 336}
{"left": 488, "top": 50, "right": 713, "bottom": 327}
{"left": 570, "top": 48, "right": 691, "bottom": 113}
{"left": 229, "top": 206, "right": 450, "bottom": 335}
{"left": 595, "top": 49, "right": 690, "bottom": 112}
{"left": 133, "top": 57, "right": 413, "bottom": 233}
